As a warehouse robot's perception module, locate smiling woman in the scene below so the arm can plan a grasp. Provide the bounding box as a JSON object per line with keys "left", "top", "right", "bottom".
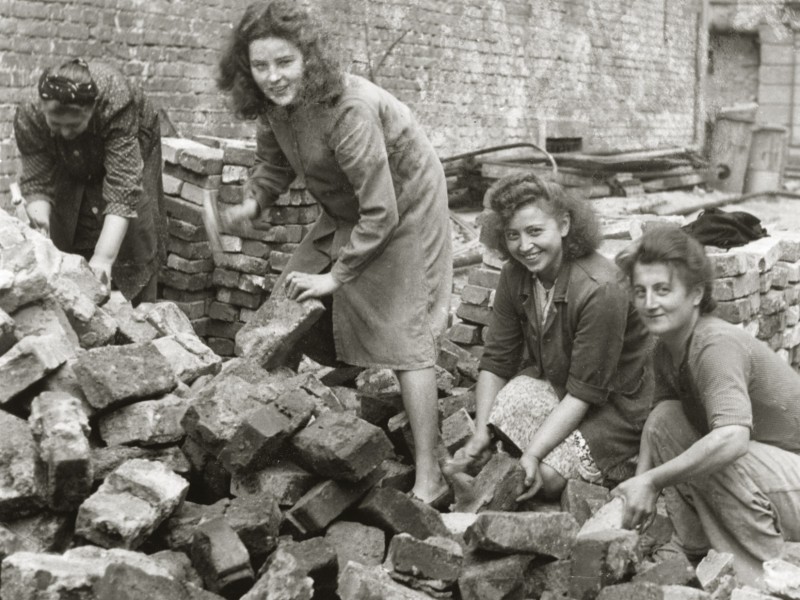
{"left": 613, "top": 227, "right": 800, "bottom": 585}
{"left": 453, "top": 172, "right": 654, "bottom": 502}
{"left": 215, "top": 1, "right": 454, "bottom": 506}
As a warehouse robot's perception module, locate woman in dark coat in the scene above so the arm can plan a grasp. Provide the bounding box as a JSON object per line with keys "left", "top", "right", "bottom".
{"left": 455, "top": 174, "right": 653, "bottom": 501}
{"left": 218, "top": 1, "right": 453, "bottom": 504}
{"left": 14, "top": 58, "right": 165, "bottom": 304}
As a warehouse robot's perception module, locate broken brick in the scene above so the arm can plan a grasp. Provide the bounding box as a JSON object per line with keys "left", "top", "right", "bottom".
{"left": 97, "top": 394, "right": 188, "bottom": 447}
{"left": 191, "top": 517, "right": 254, "bottom": 597}
{"left": 73, "top": 342, "right": 179, "bottom": 412}
{"left": 385, "top": 533, "right": 464, "bottom": 583}
{"left": 357, "top": 486, "right": 450, "bottom": 540}
{"left": 569, "top": 528, "right": 642, "bottom": 600}
{"left": 29, "top": 391, "right": 92, "bottom": 512}
{"left": 0, "top": 334, "right": 72, "bottom": 406}
{"left": 0, "top": 409, "right": 43, "bottom": 520}
{"left": 466, "top": 510, "right": 579, "bottom": 558}
{"left": 561, "top": 479, "right": 612, "bottom": 526}
{"left": 235, "top": 294, "right": 325, "bottom": 368}
{"left": 338, "top": 561, "right": 433, "bottom": 599}
{"left": 325, "top": 521, "right": 387, "bottom": 571}
{"left": 290, "top": 411, "right": 393, "bottom": 482}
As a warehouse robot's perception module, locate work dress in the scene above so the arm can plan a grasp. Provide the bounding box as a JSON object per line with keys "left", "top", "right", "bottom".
{"left": 247, "top": 74, "right": 452, "bottom": 370}
{"left": 14, "top": 62, "right": 166, "bottom": 301}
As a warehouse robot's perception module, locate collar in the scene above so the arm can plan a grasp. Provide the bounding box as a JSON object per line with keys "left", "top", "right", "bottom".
{"left": 518, "top": 259, "right": 572, "bottom": 303}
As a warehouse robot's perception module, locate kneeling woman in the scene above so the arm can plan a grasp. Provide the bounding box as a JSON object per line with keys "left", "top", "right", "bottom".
{"left": 613, "top": 227, "right": 800, "bottom": 585}
{"left": 458, "top": 174, "right": 653, "bottom": 500}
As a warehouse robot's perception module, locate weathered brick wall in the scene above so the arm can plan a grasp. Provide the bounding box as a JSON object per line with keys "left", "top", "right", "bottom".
{"left": 1, "top": 0, "right": 704, "bottom": 207}
{"left": 706, "top": 31, "right": 760, "bottom": 118}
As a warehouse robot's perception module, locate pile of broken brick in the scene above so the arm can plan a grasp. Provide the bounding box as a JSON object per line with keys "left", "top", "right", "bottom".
{"left": 2, "top": 208, "right": 800, "bottom": 599}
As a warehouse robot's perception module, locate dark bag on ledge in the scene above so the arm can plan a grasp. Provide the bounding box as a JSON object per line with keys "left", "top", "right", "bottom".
{"left": 681, "top": 207, "right": 768, "bottom": 249}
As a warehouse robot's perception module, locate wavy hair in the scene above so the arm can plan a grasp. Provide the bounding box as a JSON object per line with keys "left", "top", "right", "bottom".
{"left": 217, "top": 0, "right": 344, "bottom": 120}
{"left": 615, "top": 226, "right": 717, "bottom": 314}
{"left": 485, "top": 172, "right": 601, "bottom": 262}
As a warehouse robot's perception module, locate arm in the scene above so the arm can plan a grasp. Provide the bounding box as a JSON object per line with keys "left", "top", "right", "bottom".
{"left": 613, "top": 425, "right": 749, "bottom": 530}
{"left": 89, "top": 214, "right": 129, "bottom": 284}
{"left": 13, "top": 104, "right": 56, "bottom": 233}
{"left": 328, "top": 100, "right": 399, "bottom": 286}
{"left": 517, "top": 393, "right": 590, "bottom": 500}
{"left": 614, "top": 327, "right": 754, "bottom": 529}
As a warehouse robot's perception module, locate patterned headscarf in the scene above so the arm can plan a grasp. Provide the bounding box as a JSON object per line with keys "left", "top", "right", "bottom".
{"left": 38, "top": 58, "right": 98, "bottom": 106}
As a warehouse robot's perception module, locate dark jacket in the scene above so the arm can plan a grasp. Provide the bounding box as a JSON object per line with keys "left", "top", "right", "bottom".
{"left": 480, "top": 251, "right": 654, "bottom": 473}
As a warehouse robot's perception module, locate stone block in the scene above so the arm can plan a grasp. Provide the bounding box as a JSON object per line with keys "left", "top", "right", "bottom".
{"left": 101, "top": 441, "right": 191, "bottom": 481}
{"left": 634, "top": 554, "right": 699, "bottom": 587}
{"left": 191, "top": 517, "right": 254, "bottom": 597}
{"left": 764, "top": 559, "right": 800, "bottom": 599}
{"left": 235, "top": 294, "right": 324, "bottom": 368}
{"left": 777, "top": 261, "right": 800, "bottom": 283}
{"left": 569, "top": 528, "right": 641, "bottom": 599}
{"left": 0, "top": 334, "right": 72, "bottom": 406}
{"left": 458, "top": 554, "right": 533, "bottom": 600}
{"left": 216, "top": 287, "right": 262, "bottom": 309}
{"left": 168, "top": 216, "right": 206, "bottom": 242}
{"left": 596, "top": 582, "right": 711, "bottom": 599}
{"left": 375, "top": 459, "right": 415, "bottom": 492}
{"left": 561, "top": 479, "right": 612, "bottom": 526}
{"left": 161, "top": 268, "right": 213, "bottom": 292}
{"left": 73, "top": 342, "right": 178, "bottom": 411}
{"left": 0, "top": 307, "right": 15, "bottom": 355}
{"left": 439, "top": 388, "right": 477, "bottom": 419}
{"left": 468, "top": 266, "right": 501, "bottom": 289}
{"left": 11, "top": 299, "right": 80, "bottom": 351}
{"left": 713, "top": 270, "right": 759, "bottom": 301}
{"left": 578, "top": 497, "right": 626, "bottom": 538}
{"left": 285, "top": 470, "right": 382, "bottom": 535}
{"left": 456, "top": 302, "right": 493, "bottom": 326}
{"left": 731, "top": 586, "right": 782, "bottom": 600}
{"left": 707, "top": 251, "right": 754, "bottom": 278}
{"left": 220, "top": 389, "right": 315, "bottom": 473}
{"left": 231, "top": 460, "right": 318, "bottom": 506}
{"left": 158, "top": 498, "right": 229, "bottom": 553}
{"left": 208, "top": 300, "right": 239, "bottom": 322}
{"left": 225, "top": 493, "right": 282, "bottom": 561}
{"left": 168, "top": 238, "right": 212, "bottom": 260}
{"left": 176, "top": 143, "right": 224, "bottom": 175}
{"left": 385, "top": 533, "right": 464, "bottom": 583}
{"left": 164, "top": 193, "right": 205, "bottom": 226}
{"left": 466, "top": 510, "right": 579, "bottom": 558}
{"left": 325, "top": 520, "right": 386, "bottom": 571}
{"left": 75, "top": 458, "right": 189, "bottom": 549}
{"left": 243, "top": 547, "right": 314, "bottom": 600}
{"left": 94, "top": 562, "right": 223, "bottom": 600}
{"left": 2, "top": 512, "right": 73, "bottom": 554}
{"left": 447, "top": 321, "right": 483, "bottom": 345}
{"left": 272, "top": 537, "right": 338, "bottom": 591}
{"left": 758, "top": 310, "right": 787, "bottom": 341}
{"left": 0, "top": 220, "right": 61, "bottom": 313}
{"left": 761, "top": 289, "right": 788, "bottom": 315}
{"left": 153, "top": 333, "right": 222, "bottom": 384}
{"left": 713, "top": 294, "right": 758, "bottom": 324}
{"left": 454, "top": 451, "right": 526, "bottom": 513}
{"left": 338, "top": 561, "right": 433, "bottom": 599}
{"left": 291, "top": 411, "right": 393, "bottom": 482}
{"left": 103, "top": 292, "right": 160, "bottom": 343}
{"left": 357, "top": 486, "right": 449, "bottom": 540}
{"left": 527, "top": 558, "right": 572, "bottom": 599}
{"left": 777, "top": 232, "right": 800, "bottom": 262}
{"left": 440, "top": 512, "right": 479, "bottom": 537}
{"left": 166, "top": 253, "right": 214, "bottom": 275}
{"left": 29, "top": 391, "right": 92, "bottom": 512}
{"left": 461, "top": 284, "right": 495, "bottom": 307}
{"left": 696, "top": 549, "right": 737, "bottom": 599}
{"left": 442, "top": 407, "right": 476, "bottom": 454}
{"left": 0, "top": 409, "right": 43, "bottom": 520}
{"left": 98, "top": 394, "right": 188, "bottom": 447}
{"left": 214, "top": 252, "right": 270, "bottom": 274}
{"left": 0, "top": 547, "right": 174, "bottom": 600}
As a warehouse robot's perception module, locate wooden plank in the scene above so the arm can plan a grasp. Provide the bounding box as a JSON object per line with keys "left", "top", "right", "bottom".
{"left": 643, "top": 172, "right": 709, "bottom": 193}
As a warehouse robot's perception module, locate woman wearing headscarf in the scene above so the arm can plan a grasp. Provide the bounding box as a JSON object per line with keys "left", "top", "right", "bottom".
{"left": 14, "top": 58, "right": 165, "bottom": 304}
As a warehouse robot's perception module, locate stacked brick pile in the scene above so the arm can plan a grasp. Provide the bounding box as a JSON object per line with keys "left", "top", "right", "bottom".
{"left": 160, "top": 136, "right": 319, "bottom": 358}
{"left": 448, "top": 215, "right": 800, "bottom": 374}
{"left": 2, "top": 208, "right": 800, "bottom": 599}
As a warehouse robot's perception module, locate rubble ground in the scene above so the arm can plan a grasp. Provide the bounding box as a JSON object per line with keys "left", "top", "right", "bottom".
{"left": 3, "top": 178, "right": 800, "bottom": 600}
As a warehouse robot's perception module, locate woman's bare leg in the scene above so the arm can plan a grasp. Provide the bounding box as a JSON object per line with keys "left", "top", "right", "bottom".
{"left": 396, "top": 366, "right": 447, "bottom": 502}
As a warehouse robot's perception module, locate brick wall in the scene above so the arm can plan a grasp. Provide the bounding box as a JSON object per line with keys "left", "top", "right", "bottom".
{"left": 706, "top": 31, "right": 760, "bottom": 118}
{"left": 1, "top": 0, "right": 704, "bottom": 207}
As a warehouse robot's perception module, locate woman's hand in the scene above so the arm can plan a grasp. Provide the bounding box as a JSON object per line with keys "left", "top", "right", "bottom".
{"left": 516, "top": 453, "right": 544, "bottom": 502}
{"left": 457, "top": 429, "right": 492, "bottom": 462}
{"left": 611, "top": 474, "right": 659, "bottom": 532}
{"left": 220, "top": 197, "right": 259, "bottom": 236}
{"left": 26, "top": 199, "right": 51, "bottom": 236}
{"left": 285, "top": 272, "right": 341, "bottom": 301}
{"left": 88, "top": 254, "right": 112, "bottom": 290}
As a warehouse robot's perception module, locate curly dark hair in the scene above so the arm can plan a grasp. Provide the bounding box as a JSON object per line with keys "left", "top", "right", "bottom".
{"left": 615, "top": 226, "right": 717, "bottom": 314}
{"left": 485, "top": 172, "right": 602, "bottom": 262}
{"left": 217, "top": 0, "right": 344, "bottom": 120}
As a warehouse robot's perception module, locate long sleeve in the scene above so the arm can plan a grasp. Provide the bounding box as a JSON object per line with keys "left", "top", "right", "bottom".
{"left": 97, "top": 75, "right": 142, "bottom": 219}
{"left": 13, "top": 103, "right": 57, "bottom": 201}
{"left": 246, "top": 119, "right": 295, "bottom": 213}
{"left": 479, "top": 265, "right": 526, "bottom": 379}
{"left": 328, "top": 99, "right": 399, "bottom": 284}
{"left": 566, "top": 281, "right": 630, "bottom": 405}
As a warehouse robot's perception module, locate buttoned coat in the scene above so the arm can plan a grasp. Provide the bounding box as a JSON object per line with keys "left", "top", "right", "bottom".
{"left": 247, "top": 74, "right": 452, "bottom": 369}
